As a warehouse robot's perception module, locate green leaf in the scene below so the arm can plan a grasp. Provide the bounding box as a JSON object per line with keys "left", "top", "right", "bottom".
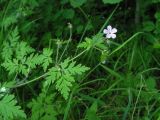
{"left": 78, "top": 37, "right": 92, "bottom": 50}
{"left": 25, "top": 53, "right": 41, "bottom": 69}
{"left": 102, "top": 0, "right": 123, "bottom": 4}
{"left": 2, "top": 42, "right": 13, "bottom": 60}
{"left": 155, "top": 11, "right": 160, "bottom": 20}
{"left": 39, "top": 48, "right": 53, "bottom": 72}
{"left": 100, "top": 50, "right": 109, "bottom": 63}
{"left": 2, "top": 27, "right": 20, "bottom": 60}
{"left": 2, "top": 58, "right": 29, "bottom": 76}
{"left": 155, "top": 21, "right": 160, "bottom": 33}
{"left": 143, "top": 21, "right": 155, "bottom": 32}
{"left": 28, "top": 91, "right": 57, "bottom": 120}
{"left": 146, "top": 77, "right": 156, "bottom": 90}
{"left": 0, "top": 81, "right": 15, "bottom": 89}
{"left": 56, "top": 74, "right": 74, "bottom": 100}
{"left": 61, "top": 0, "right": 69, "bottom": 4}
{"left": 76, "top": 25, "right": 83, "bottom": 34}
{"left": 153, "top": 42, "right": 160, "bottom": 49}
{"left": 78, "top": 34, "right": 106, "bottom": 51}
{"left": 45, "top": 58, "right": 89, "bottom": 100}
{"left": 92, "top": 33, "right": 107, "bottom": 50}
{"left": 0, "top": 95, "right": 26, "bottom": 119}
{"left": 85, "top": 102, "right": 101, "bottom": 120}
{"left": 2, "top": 59, "right": 19, "bottom": 75}
{"left": 70, "top": 0, "right": 87, "bottom": 7}
{"left": 63, "top": 9, "right": 75, "bottom": 19}
{"left": 44, "top": 67, "right": 60, "bottom": 88}
{"left": 8, "top": 27, "right": 19, "bottom": 47}
{"left": 2, "top": 36, "right": 53, "bottom": 76}
{"left": 1, "top": 15, "right": 17, "bottom": 29}
{"left": 16, "top": 42, "right": 35, "bottom": 60}
{"left": 67, "top": 62, "right": 90, "bottom": 75}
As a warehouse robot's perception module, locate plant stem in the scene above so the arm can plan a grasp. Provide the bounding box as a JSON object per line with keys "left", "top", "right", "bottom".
{"left": 98, "top": 4, "right": 119, "bottom": 34}
{"left": 131, "top": 75, "right": 143, "bottom": 120}
{"left": 58, "top": 23, "right": 72, "bottom": 63}
{"left": 70, "top": 49, "right": 87, "bottom": 61}
{"left": 11, "top": 73, "right": 48, "bottom": 88}
{"left": 74, "top": 21, "right": 90, "bottom": 56}
{"left": 56, "top": 41, "right": 60, "bottom": 64}
{"left": 109, "top": 32, "right": 143, "bottom": 56}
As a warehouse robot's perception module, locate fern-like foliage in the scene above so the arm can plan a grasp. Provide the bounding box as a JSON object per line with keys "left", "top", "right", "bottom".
{"left": 2, "top": 59, "right": 20, "bottom": 75}
{"left": 28, "top": 90, "right": 57, "bottom": 120}
{"left": 0, "top": 95, "right": 26, "bottom": 119}
{"left": 15, "top": 41, "right": 35, "bottom": 60}
{"left": 45, "top": 58, "right": 90, "bottom": 100}
{"left": 1, "top": 13, "right": 18, "bottom": 29}
{"left": 1, "top": 41, "right": 13, "bottom": 60}
{"left": 8, "top": 27, "right": 19, "bottom": 47}
{"left": 2, "top": 27, "right": 53, "bottom": 76}
{"left": 78, "top": 33, "right": 107, "bottom": 50}
{"left": 38, "top": 48, "right": 53, "bottom": 72}
{"left": 2, "top": 27, "right": 19, "bottom": 60}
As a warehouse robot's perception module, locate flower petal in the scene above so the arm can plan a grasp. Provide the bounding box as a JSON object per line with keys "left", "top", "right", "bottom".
{"left": 106, "top": 34, "right": 112, "bottom": 38}
{"left": 103, "top": 29, "right": 108, "bottom": 34}
{"left": 107, "top": 25, "right": 112, "bottom": 31}
{"left": 111, "top": 28, "right": 117, "bottom": 33}
{"left": 111, "top": 34, "right": 116, "bottom": 39}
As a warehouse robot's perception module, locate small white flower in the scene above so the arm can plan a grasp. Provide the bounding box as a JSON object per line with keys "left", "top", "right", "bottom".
{"left": 103, "top": 25, "right": 117, "bottom": 39}
{"left": 0, "top": 87, "right": 6, "bottom": 93}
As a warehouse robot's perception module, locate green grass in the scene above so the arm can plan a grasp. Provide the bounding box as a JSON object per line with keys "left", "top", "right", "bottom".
{"left": 0, "top": 0, "right": 160, "bottom": 120}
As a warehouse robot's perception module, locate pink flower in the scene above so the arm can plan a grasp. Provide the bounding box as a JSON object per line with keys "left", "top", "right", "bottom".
{"left": 103, "top": 25, "right": 117, "bottom": 39}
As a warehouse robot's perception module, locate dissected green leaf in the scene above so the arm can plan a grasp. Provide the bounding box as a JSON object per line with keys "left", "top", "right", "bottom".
{"left": 2, "top": 59, "right": 19, "bottom": 75}
{"left": 45, "top": 58, "right": 89, "bottom": 99}
{"left": 44, "top": 67, "right": 60, "bottom": 88}
{"left": 1, "top": 14, "right": 17, "bottom": 29}
{"left": 39, "top": 48, "right": 53, "bottom": 72}
{"left": 16, "top": 42, "right": 35, "bottom": 60}
{"left": 28, "top": 91, "right": 57, "bottom": 120}
{"left": 78, "top": 34, "right": 107, "bottom": 51}
{"left": 78, "top": 37, "right": 92, "bottom": 50}
{"left": 0, "top": 95, "right": 26, "bottom": 119}
{"left": 2, "top": 27, "right": 20, "bottom": 60}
